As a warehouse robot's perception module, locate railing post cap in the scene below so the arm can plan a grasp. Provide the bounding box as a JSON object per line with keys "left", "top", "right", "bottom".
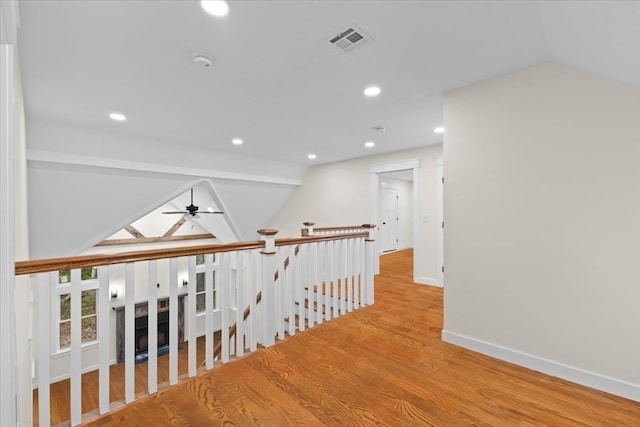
{"left": 362, "top": 224, "right": 377, "bottom": 229}
{"left": 257, "top": 229, "right": 279, "bottom": 237}
{"left": 303, "top": 222, "right": 315, "bottom": 226}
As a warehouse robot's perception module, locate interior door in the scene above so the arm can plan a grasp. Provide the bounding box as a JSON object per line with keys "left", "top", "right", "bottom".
{"left": 380, "top": 187, "right": 398, "bottom": 252}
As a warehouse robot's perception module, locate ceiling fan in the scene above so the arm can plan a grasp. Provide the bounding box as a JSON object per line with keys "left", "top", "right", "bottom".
{"left": 162, "top": 188, "right": 223, "bottom": 217}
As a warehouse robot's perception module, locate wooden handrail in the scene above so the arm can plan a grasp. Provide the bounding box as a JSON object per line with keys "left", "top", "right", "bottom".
{"left": 15, "top": 232, "right": 371, "bottom": 276}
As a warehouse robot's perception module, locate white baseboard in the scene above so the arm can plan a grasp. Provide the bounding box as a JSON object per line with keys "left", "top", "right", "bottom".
{"left": 415, "top": 276, "right": 442, "bottom": 287}
{"left": 441, "top": 330, "right": 640, "bottom": 402}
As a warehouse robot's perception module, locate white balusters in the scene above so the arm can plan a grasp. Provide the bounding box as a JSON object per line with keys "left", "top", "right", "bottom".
{"left": 187, "top": 256, "right": 197, "bottom": 377}
{"left": 147, "top": 261, "right": 158, "bottom": 394}
{"left": 23, "top": 225, "right": 375, "bottom": 426}
{"left": 98, "top": 266, "right": 110, "bottom": 414}
{"left": 124, "top": 263, "right": 135, "bottom": 404}
{"left": 205, "top": 254, "right": 215, "bottom": 370}
{"left": 168, "top": 258, "right": 179, "bottom": 385}
{"left": 36, "top": 273, "right": 52, "bottom": 427}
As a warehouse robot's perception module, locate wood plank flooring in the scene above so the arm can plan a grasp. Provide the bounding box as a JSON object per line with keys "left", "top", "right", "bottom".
{"left": 46, "top": 249, "right": 640, "bottom": 426}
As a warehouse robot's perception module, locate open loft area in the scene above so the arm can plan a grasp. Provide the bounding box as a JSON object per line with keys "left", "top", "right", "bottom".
{"left": 1, "top": 1, "right": 639, "bottom": 426}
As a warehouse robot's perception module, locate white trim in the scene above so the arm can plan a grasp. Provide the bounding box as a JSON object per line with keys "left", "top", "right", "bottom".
{"left": 0, "top": 44, "right": 17, "bottom": 427}
{"left": 370, "top": 159, "right": 420, "bottom": 174}
{"left": 415, "top": 277, "right": 442, "bottom": 287}
{"left": 436, "top": 159, "right": 444, "bottom": 286}
{"left": 441, "top": 330, "right": 640, "bottom": 402}
{"left": 27, "top": 149, "right": 302, "bottom": 187}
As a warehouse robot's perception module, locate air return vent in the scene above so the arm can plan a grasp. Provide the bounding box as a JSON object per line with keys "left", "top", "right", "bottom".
{"left": 329, "top": 25, "right": 370, "bottom": 52}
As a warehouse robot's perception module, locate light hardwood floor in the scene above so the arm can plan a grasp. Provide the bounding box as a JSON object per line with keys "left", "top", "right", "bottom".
{"left": 42, "top": 249, "right": 640, "bottom": 426}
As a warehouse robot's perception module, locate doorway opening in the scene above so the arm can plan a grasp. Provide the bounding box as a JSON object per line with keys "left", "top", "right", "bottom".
{"left": 370, "top": 158, "right": 444, "bottom": 287}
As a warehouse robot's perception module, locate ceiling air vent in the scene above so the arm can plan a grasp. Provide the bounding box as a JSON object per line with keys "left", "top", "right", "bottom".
{"left": 329, "top": 26, "right": 370, "bottom": 53}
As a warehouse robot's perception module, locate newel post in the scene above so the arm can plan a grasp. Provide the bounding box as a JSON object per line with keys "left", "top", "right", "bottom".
{"left": 302, "top": 221, "right": 315, "bottom": 236}
{"left": 258, "top": 228, "right": 278, "bottom": 347}
{"left": 363, "top": 224, "right": 377, "bottom": 305}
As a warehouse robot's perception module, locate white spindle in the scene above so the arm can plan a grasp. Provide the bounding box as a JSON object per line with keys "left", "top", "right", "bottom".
{"left": 37, "top": 273, "right": 51, "bottom": 427}
{"left": 347, "top": 239, "right": 355, "bottom": 312}
{"left": 277, "top": 247, "right": 286, "bottom": 340}
{"left": 341, "top": 239, "right": 346, "bottom": 313}
{"left": 187, "top": 256, "right": 197, "bottom": 377}
{"left": 248, "top": 250, "right": 258, "bottom": 351}
{"left": 260, "top": 245, "right": 276, "bottom": 347}
{"left": 220, "top": 252, "right": 231, "bottom": 362}
{"left": 323, "top": 241, "right": 331, "bottom": 322}
{"left": 98, "top": 266, "right": 110, "bottom": 414}
{"left": 147, "top": 261, "right": 158, "bottom": 394}
{"left": 296, "top": 244, "right": 305, "bottom": 332}
{"left": 365, "top": 236, "right": 375, "bottom": 305}
{"left": 168, "top": 258, "right": 179, "bottom": 385}
{"left": 287, "top": 247, "right": 296, "bottom": 336}
{"left": 314, "top": 242, "right": 322, "bottom": 325}
{"left": 299, "top": 244, "right": 308, "bottom": 331}
{"left": 69, "top": 269, "right": 82, "bottom": 426}
{"left": 124, "top": 263, "right": 135, "bottom": 404}
{"left": 205, "top": 254, "right": 214, "bottom": 370}
{"left": 306, "top": 243, "right": 315, "bottom": 328}
{"left": 236, "top": 252, "right": 245, "bottom": 357}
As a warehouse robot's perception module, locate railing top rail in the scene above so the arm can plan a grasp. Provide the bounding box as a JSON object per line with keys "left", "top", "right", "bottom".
{"left": 314, "top": 224, "right": 376, "bottom": 232}
{"left": 276, "top": 231, "right": 369, "bottom": 247}
{"left": 15, "top": 231, "right": 371, "bottom": 276}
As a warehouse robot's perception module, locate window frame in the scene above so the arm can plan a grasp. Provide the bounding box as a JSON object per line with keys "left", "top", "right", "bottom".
{"left": 52, "top": 269, "right": 101, "bottom": 355}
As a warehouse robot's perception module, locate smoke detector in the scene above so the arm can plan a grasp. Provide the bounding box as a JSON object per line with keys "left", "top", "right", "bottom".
{"left": 192, "top": 54, "right": 213, "bottom": 67}
{"left": 373, "top": 126, "right": 386, "bottom": 133}
{"left": 329, "top": 25, "right": 371, "bottom": 53}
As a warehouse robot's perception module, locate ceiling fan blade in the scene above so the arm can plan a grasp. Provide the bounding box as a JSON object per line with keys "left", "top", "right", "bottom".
{"left": 198, "top": 211, "right": 224, "bottom": 214}
{"left": 162, "top": 211, "right": 188, "bottom": 214}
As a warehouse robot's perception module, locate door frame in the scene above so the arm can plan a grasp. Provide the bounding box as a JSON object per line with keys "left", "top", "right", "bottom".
{"left": 370, "top": 159, "right": 420, "bottom": 279}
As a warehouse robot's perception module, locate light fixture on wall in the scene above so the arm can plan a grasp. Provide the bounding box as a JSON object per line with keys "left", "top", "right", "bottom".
{"left": 182, "top": 279, "right": 188, "bottom": 287}
{"left": 110, "top": 289, "right": 118, "bottom": 299}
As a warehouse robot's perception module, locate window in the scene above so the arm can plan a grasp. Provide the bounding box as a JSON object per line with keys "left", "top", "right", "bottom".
{"left": 195, "top": 254, "right": 217, "bottom": 313}
{"left": 56, "top": 267, "right": 99, "bottom": 352}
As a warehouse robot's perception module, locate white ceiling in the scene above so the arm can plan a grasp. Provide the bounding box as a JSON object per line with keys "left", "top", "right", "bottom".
{"left": 16, "top": 1, "right": 640, "bottom": 167}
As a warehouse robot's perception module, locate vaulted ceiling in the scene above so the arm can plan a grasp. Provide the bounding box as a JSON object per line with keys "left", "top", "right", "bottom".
{"left": 17, "top": 1, "right": 640, "bottom": 167}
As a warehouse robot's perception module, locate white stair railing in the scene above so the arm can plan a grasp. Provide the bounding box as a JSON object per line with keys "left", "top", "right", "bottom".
{"left": 15, "top": 226, "right": 375, "bottom": 427}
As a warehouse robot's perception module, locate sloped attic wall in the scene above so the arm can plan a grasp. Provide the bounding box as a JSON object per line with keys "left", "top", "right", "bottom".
{"left": 27, "top": 122, "right": 303, "bottom": 259}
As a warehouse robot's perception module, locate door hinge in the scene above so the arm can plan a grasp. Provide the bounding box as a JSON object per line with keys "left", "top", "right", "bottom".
{"left": 442, "top": 221, "right": 444, "bottom": 228}
{"left": 441, "top": 266, "right": 444, "bottom": 273}
{"left": 442, "top": 177, "right": 444, "bottom": 184}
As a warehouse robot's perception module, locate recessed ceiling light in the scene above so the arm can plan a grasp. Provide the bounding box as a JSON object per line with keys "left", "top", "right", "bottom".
{"left": 434, "top": 126, "right": 445, "bottom": 134}
{"left": 109, "top": 112, "right": 126, "bottom": 122}
{"left": 201, "top": 1, "right": 229, "bottom": 16}
{"left": 364, "top": 141, "right": 375, "bottom": 148}
{"left": 232, "top": 138, "right": 243, "bottom": 145}
{"left": 364, "top": 86, "right": 381, "bottom": 97}
{"left": 308, "top": 154, "right": 317, "bottom": 160}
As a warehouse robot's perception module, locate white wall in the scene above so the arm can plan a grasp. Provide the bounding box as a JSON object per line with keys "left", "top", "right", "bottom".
{"left": 442, "top": 62, "right": 640, "bottom": 400}
{"left": 380, "top": 177, "right": 413, "bottom": 250}
{"left": 270, "top": 144, "right": 442, "bottom": 283}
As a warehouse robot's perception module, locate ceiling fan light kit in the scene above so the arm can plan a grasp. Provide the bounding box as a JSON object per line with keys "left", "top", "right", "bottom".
{"left": 163, "top": 188, "right": 223, "bottom": 216}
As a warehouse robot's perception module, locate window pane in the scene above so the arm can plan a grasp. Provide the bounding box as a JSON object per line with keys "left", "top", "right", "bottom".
{"left": 59, "top": 269, "right": 70, "bottom": 284}
{"left": 60, "top": 294, "right": 71, "bottom": 320}
{"left": 196, "top": 272, "right": 205, "bottom": 292}
{"left": 59, "top": 321, "right": 70, "bottom": 349}
{"left": 196, "top": 294, "right": 206, "bottom": 313}
{"left": 196, "top": 254, "right": 205, "bottom": 265}
{"left": 81, "top": 267, "right": 98, "bottom": 281}
{"left": 81, "top": 316, "right": 97, "bottom": 343}
{"left": 81, "top": 290, "right": 97, "bottom": 316}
